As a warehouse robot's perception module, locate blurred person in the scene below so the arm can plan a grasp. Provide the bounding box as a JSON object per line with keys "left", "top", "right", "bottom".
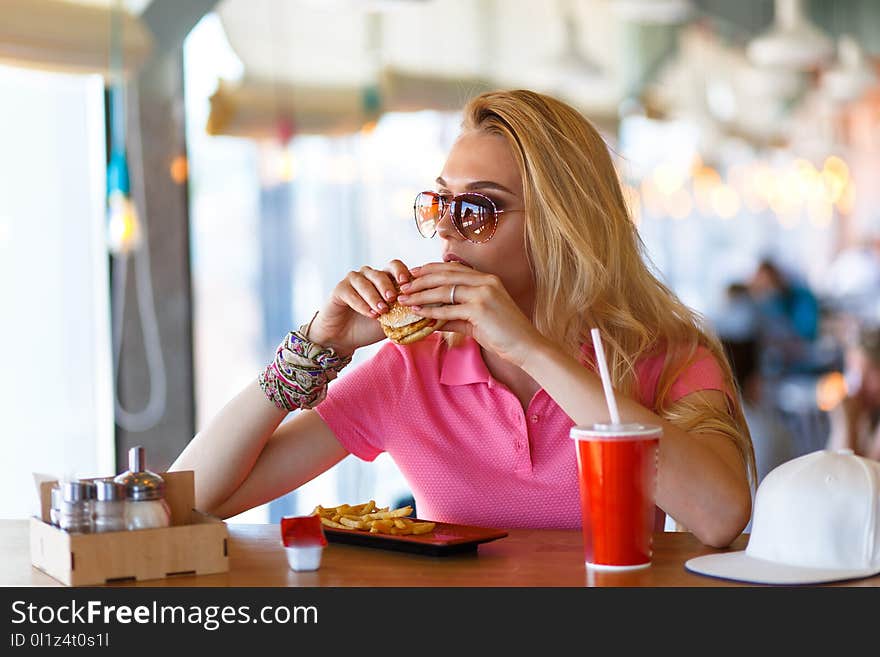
{"left": 172, "top": 89, "right": 755, "bottom": 547}
{"left": 713, "top": 282, "right": 759, "bottom": 343}
{"left": 826, "top": 325, "right": 880, "bottom": 461}
{"left": 824, "top": 237, "right": 880, "bottom": 325}
{"left": 748, "top": 258, "right": 820, "bottom": 375}
{"left": 721, "top": 338, "right": 796, "bottom": 484}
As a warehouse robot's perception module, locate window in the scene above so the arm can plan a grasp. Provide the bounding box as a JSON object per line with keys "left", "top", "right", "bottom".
{"left": 184, "top": 15, "right": 458, "bottom": 522}
{"left": 0, "top": 64, "right": 114, "bottom": 518}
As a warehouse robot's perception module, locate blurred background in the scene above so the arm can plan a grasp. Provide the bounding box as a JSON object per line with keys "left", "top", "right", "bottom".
{"left": 2, "top": 0, "right": 880, "bottom": 523}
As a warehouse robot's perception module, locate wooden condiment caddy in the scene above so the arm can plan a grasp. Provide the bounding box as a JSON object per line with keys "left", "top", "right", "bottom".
{"left": 30, "top": 470, "right": 228, "bottom": 586}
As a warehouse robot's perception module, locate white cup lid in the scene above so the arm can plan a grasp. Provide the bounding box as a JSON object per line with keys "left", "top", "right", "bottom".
{"left": 570, "top": 423, "right": 662, "bottom": 440}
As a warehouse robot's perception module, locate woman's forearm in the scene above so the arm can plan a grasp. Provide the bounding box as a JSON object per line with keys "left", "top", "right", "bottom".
{"left": 170, "top": 379, "right": 288, "bottom": 513}
{"left": 520, "top": 336, "right": 751, "bottom": 547}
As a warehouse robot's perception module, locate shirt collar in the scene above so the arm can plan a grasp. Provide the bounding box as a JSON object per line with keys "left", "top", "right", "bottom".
{"left": 440, "top": 336, "right": 492, "bottom": 386}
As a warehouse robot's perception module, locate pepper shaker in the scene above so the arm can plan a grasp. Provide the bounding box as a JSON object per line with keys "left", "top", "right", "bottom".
{"left": 93, "top": 480, "right": 126, "bottom": 533}
{"left": 113, "top": 446, "right": 171, "bottom": 530}
{"left": 58, "top": 480, "right": 95, "bottom": 533}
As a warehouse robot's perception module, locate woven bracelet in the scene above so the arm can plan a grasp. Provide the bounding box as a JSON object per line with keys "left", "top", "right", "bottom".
{"left": 258, "top": 313, "right": 352, "bottom": 412}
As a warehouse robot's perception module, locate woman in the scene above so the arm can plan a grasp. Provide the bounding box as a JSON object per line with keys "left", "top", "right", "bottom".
{"left": 172, "top": 89, "right": 755, "bottom": 547}
{"left": 827, "top": 324, "right": 880, "bottom": 461}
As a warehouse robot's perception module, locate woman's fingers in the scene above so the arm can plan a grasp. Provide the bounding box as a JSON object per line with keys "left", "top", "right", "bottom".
{"left": 399, "top": 283, "right": 465, "bottom": 308}
{"left": 405, "top": 302, "right": 461, "bottom": 318}
{"left": 346, "top": 268, "right": 388, "bottom": 317}
{"left": 402, "top": 262, "right": 489, "bottom": 289}
{"left": 360, "top": 266, "right": 400, "bottom": 306}
{"left": 338, "top": 280, "right": 378, "bottom": 318}
{"left": 398, "top": 266, "right": 491, "bottom": 306}
{"left": 385, "top": 259, "right": 415, "bottom": 286}
{"left": 339, "top": 261, "right": 423, "bottom": 319}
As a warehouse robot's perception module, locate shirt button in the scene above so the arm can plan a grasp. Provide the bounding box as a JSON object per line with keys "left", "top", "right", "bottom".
{"left": 530, "top": 414, "right": 539, "bottom": 423}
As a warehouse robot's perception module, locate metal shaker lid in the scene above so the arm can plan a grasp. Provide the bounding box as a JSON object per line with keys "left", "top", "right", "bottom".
{"left": 94, "top": 479, "right": 125, "bottom": 501}
{"left": 61, "top": 480, "right": 95, "bottom": 503}
{"left": 113, "top": 446, "right": 166, "bottom": 501}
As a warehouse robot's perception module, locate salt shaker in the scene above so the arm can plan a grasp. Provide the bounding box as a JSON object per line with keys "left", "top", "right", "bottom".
{"left": 113, "top": 446, "right": 171, "bottom": 530}
{"left": 58, "top": 480, "right": 95, "bottom": 533}
{"left": 93, "top": 480, "right": 126, "bottom": 533}
{"left": 49, "top": 486, "right": 62, "bottom": 527}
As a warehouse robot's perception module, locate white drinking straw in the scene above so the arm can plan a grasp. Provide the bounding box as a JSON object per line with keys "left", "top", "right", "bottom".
{"left": 590, "top": 328, "right": 621, "bottom": 426}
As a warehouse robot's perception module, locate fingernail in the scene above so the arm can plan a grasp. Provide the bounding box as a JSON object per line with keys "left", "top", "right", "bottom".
{"left": 377, "top": 302, "right": 388, "bottom": 311}
{"left": 384, "top": 290, "right": 394, "bottom": 299}
{"left": 400, "top": 283, "right": 411, "bottom": 292}
{"left": 410, "top": 267, "right": 421, "bottom": 274}
{"left": 398, "top": 274, "right": 409, "bottom": 283}
{"left": 397, "top": 294, "right": 409, "bottom": 301}
{"left": 412, "top": 305, "right": 422, "bottom": 311}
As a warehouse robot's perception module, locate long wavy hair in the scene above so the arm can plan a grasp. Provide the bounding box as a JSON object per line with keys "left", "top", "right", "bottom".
{"left": 447, "top": 89, "right": 756, "bottom": 489}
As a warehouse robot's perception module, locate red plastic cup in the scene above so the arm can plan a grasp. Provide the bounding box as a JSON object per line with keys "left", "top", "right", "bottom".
{"left": 570, "top": 423, "right": 661, "bottom": 570}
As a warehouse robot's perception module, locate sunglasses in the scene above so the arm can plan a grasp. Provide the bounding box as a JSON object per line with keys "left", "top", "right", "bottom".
{"left": 413, "top": 191, "right": 520, "bottom": 244}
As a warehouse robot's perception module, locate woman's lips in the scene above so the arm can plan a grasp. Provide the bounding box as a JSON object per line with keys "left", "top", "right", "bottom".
{"left": 443, "top": 254, "right": 474, "bottom": 268}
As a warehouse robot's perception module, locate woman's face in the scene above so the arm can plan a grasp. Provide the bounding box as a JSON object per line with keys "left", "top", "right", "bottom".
{"left": 434, "top": 130, "right": 534, "bottom": 307}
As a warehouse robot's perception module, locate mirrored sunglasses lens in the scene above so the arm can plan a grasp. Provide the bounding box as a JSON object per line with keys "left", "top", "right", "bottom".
{"left": 414, "top": 193, "right": 440, "bottom": 237}
{"left": 454, "top": 196, "right": 496, "bottom": 242}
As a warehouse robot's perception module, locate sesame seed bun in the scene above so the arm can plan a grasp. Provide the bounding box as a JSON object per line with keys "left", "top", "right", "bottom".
{"left": 378, "top": 301, "right": 445, "bottom": 345}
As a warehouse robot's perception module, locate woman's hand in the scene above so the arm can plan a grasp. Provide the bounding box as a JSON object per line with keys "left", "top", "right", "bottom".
{"left": 307, "top": 260, "right": 415, "bottom": 356}
{"left": 396, "top": 262, "right": 543, "bottom": 367}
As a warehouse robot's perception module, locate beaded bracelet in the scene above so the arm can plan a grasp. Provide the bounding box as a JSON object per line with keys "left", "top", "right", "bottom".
{"left": 258, "top": 312, "right": 352, "bottom": 412}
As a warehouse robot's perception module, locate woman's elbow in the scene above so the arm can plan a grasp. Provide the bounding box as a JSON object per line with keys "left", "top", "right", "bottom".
{"left": 694, "top": 489, "right": 752, "bottom": 548}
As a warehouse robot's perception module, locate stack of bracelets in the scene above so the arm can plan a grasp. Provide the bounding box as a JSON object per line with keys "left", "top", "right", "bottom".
{"left": 258, "top": 312, "right": 352, "bottom": 411}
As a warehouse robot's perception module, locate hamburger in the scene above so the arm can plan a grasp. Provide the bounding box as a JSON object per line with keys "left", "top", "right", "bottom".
{"left": 378, "top": 296, "right": 446, "bottom": 345}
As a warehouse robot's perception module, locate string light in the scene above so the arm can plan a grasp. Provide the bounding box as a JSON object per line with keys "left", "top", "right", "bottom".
{"left": 636, "top": 151, "right": 854, "bottom": 229}
{"left": 169, "top": 155, "right": 188, "bottom": 184}
{"left": 106, "top": 2, "right": 141, "bottom": 256}
{"left": 816, "top": 371, "right": 847, "bottom": 411}
{"left": 106, "top": 143, "right": 142, "bottom": 255}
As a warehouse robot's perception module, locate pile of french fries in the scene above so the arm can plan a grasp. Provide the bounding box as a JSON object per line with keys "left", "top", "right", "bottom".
{"left": 312, "top": 500, "right": 435, "bottom": 536}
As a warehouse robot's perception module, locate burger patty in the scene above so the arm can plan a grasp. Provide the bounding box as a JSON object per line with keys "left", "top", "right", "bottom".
{"left": 383, "top": 316, "right": 436, "bottom": 342}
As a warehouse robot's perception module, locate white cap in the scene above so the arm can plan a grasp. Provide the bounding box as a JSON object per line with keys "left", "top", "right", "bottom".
{"left": 686, "top": 449, "right": 880, "bottom": 584}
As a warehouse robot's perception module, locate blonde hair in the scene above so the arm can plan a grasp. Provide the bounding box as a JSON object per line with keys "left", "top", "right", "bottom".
{"left": 445, "top": 89, "right": 756, "bottom": 487}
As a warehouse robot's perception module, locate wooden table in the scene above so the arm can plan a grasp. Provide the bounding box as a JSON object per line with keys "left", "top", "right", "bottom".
{"left": 3, "top": 520, "right": 878, "bottom": 587}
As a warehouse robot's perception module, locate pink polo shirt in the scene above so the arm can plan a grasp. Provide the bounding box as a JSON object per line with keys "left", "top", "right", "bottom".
{"left": 314, "top": 333, "right": 728, "bottom": 529}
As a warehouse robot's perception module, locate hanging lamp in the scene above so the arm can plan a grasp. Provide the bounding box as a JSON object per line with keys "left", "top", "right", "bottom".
{"left": 822, "top": 35, "right": 877, "bottom": 103}
{"left": 747, "top": 0, "right": 833, "bottom": 70}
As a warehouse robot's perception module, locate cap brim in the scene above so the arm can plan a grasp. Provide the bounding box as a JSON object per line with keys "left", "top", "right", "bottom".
{"left": 686, "top": 551, "right": 880, "bottom": 585}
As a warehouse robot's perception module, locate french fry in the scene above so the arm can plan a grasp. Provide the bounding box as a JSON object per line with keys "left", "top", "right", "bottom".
{"left": 320, "top": 517, "right": 348, "bottom": 529}
{"left": 362, "top": 505, "right": 413, "bottom": 521}
{"left": 316, "top": 501, "right": 434, "bottom": 536}
{"left": 370, "top": 519, "right": 394, "bottom": 533}
{"left": 339, "top": 517, "right": 368, "bottom": 529}
{"left": 345, "top": 501, "right": 374, "bottom": 515}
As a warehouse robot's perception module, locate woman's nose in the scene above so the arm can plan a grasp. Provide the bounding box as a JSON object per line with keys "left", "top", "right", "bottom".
{"left": 435, "top": 205, "right": 460, "bottom": 241}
